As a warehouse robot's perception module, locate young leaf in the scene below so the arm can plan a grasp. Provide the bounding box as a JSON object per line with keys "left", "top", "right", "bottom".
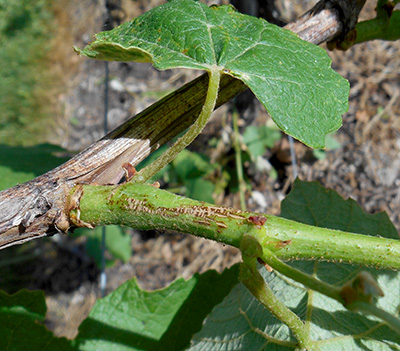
{"left": 172, "top": 149, "right": 216, "bottom": 202}
{"left": 0, "top": 289, "right": 72, "bottom": 351}
{"left": 313, "top": 133, "right": 341, "bottom": 160}
{"left": 243, "top": 125, "right": 281, "bottom": 159}
{"left": 76, "top": 0, "right": 349, "bottom": 148}
{"left": 189, "top": 180, "right": 400, "bottom": 350}
{"left": 74, "top": 265, "right": 239, "bottom": 351}
{"left": 139, "top": 148, "right": 216, "bottom": 202}
{"left": 105, "top": 226, "right": 132, "bottom": 263}
{"left": 172, "top": 149, "right": 214, "bottom": 181}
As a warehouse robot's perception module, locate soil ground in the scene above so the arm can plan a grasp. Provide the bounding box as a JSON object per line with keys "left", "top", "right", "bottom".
{"left": 3, "top": 0, "right": 400, "bottom": 339}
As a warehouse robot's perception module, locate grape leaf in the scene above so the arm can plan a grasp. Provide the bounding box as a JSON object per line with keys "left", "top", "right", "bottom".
{"left": 243, "top": 125, "right": 282, "bottom": 159}
{"left": 138, "top": 147, "right": 216, "bottom": 202}
{"left": 281, "top": 178, "right": 398, "bottom": 238}
{"left": 74, "top": 265, "right": 239, "bottom": 351}
{"left": 75, "top": 0, "right": 349, "bottom": 148}
{"left": 0, "top": 289, "right": 72, "bottom": 351}
{"left": 172, "top": 149, "right": 216, "bottom": 203}
{"left": 189, "top": 180, "right": 400, "bottom": 350}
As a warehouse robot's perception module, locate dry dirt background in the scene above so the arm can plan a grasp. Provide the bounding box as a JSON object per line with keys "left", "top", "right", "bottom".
{"left": 3, "top": 0, "right": 400, "bottom": 339}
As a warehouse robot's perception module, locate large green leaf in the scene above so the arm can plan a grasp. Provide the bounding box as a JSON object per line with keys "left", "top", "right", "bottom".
{"left": 189, "top": 180, "right": 400, "bottom": 350}
{"left": 281, "top": 178, "right": 398, "bottom": 238}
{"left": 0, "top": 289, "right": 72, "bottom": 351}
{"left": 76, "top": 0, "right": 349, "bottom": 148}
{"left": 74, "top": 265, "right": 239, "bottom": 351}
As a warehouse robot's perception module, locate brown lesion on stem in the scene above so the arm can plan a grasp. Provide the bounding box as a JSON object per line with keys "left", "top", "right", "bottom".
{"left": 123, "top": 197, "right": 249, "bottom": 226}
{"left": 275, "top": 239, "right": 293, "bottom": 249}
{"left": 171, "top": 205, "right": 247, "bottom": 220}
{"left": 247, "top": 215, "right": 267, "bottom": 228}
{"left": 257, "top": 257, "right": 274, "bottom": 273}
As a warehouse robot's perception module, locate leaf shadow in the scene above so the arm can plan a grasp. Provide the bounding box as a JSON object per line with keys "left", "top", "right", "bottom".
{"left": 303, "top": 305, "right": 400, "bottom": 345}
{"left": 74, "top": 265, "right": 239, "bottom": 351}
{"left": 0, "top": 144, "right": 69, "bottom": 175}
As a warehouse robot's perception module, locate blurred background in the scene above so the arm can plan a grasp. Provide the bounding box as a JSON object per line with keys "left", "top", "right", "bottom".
{"left": 0, "top": 0, "right": 399, "bottom": 338}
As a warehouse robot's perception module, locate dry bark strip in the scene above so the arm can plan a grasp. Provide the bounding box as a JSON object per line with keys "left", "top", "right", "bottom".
{"left": 0, "top": 0, "right": 365, "bottom": 249}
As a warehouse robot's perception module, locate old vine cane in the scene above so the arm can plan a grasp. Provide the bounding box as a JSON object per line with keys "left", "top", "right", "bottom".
{"left": 0, "top": 0, "right": 364, "bottom": 248}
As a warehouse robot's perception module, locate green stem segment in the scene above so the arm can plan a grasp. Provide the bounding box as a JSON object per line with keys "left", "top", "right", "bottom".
{"left": 257, "top": 215, "right": 400, "bottom": 270}
{"left": 69, "top": 183, "right": 400, "bottom": 270}
{"left": 260, "top": 246, "right": 343, "bottom": 303}
{"left": 134, "top": 68, "right": 221, "bottom": 183}
{"left": 354, "top": 11, "right": 400, "bottom": 43}
{"left": 240, "top": 235, "right": 400, "bottom": 334}
{"left": 70, "top": 182, "right": 400, "bottom": 335}
{"left": 334, "top": 8, "right": 400, "bottom": 49}
{"left": 239, "top": 240, "right": 314, "bottom": 349}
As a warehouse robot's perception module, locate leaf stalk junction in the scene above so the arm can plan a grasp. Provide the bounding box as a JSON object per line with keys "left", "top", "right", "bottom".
{"left": 133, "top": 67, "right": 221, "bottom": 183}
